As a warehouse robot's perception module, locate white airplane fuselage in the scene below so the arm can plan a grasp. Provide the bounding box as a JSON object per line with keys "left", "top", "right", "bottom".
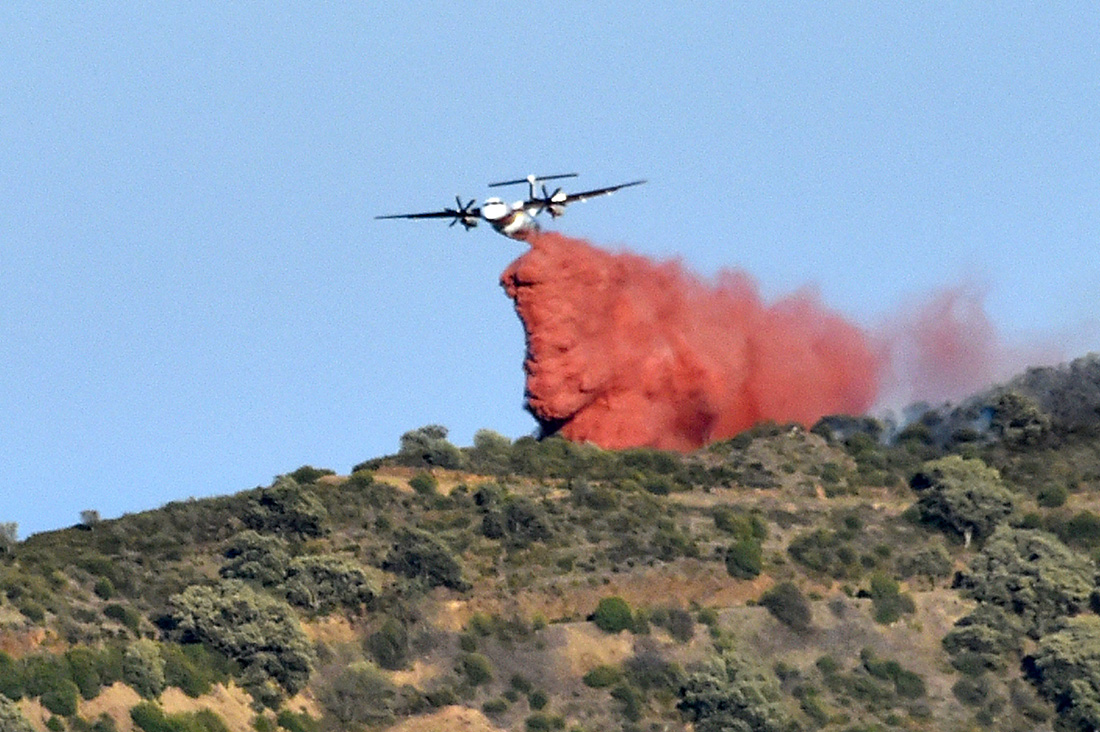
{"left": 481, "top": 198, "right": 542, "bottom": 240}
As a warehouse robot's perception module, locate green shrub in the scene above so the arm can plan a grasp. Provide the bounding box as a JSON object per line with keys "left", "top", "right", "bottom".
{"left": 679, "top": 652, "right": 794, "bottom": 732}
{"left": 725, "top": 538, "right": 763, "bottom": 580}
{"left": 896, "top": 542, "right": 953, "bottom": 583}
{"left": 40, "top": 680, "right": 79, "bottom": 717}
{"left": 129, "top": 702, "right": 170, "bottom": 732}
{"left": 161, "top": 644, "right": 218, "bottom": 698}
{"left": 664, "top": 608, "right": 695, "bottom": 643}
{"left": 582, "top": 665, "right": 622, "bottom": 688}
{"left": 0, "top": 651, "right": 24, "bottom": 700}
{"left": 365, "top": 617, "right": 409, "bottom": 671}
{"left": 759, "top": 581, "right": 813, "bottom": 633}
{"left": 243, "top": 478, "right": 328, "bottom": 538}
{"left": 219, "top": 531, "right": 290, "bottom": 586}
{"left": 18, "top": 602, "right": 44, "bottom": 623}
{"left": 713, "top": 509, "right": 768, "bottom": 541}
{"left": 859, "top": 648, "right": 926, "bottom": 699}
{"left": 911, "top": 456, "right": 1015, "bottom": 546}
{"left": 481, "top": 698, "right": 508, "bottom": 715}
{"left": 21, "top": 654, "right": 72, "bottom": 700}
{"left": 942, "top": 605, "right": 1022, "bottom": 672}
{"left": 868, "top": 572, "right": 915, "bottom": 625}
{"left": 123, "top": 640, "right": 166, "bottom": 699}
{"left": 788, "top": 528, "right": 860, "bottom": 580}
{"left": 1058, "top": 510, "right": 1100, "bottom": 549}
{"left": 397, "top": 425, "right": 463, "bottom": 469}
{"left": 592, "top": 597, "right": 634, "bottom": 634}
{"left": 65, "top": 647, "right": 103, "bottom": 700}
{"left": 287, "top": 466, "right": 334, "bottom": 485}
{"left": 318, "top": 662, "right": 395, "bottom": 728}
{"left": 1027, "top": 615, "right": 1100, "bottom": 732}
{"left": 527, "top": 689, "right": 548, "bottom": 710}
{"left": 524, "top": 712, "right": 565, "bottom": 731}
{"left": 274, "top": 710, "right": 319, "bottom": 732}
{"left": 957, "top": 526, "right": 1093, "bottom": 638}
{"left": 408, "top": 472, "right": 438, "bottom": 496}
{"left": 1037, "top": 482, "right": 1069, "bottom": 508}
{"left": 625, "top": 650, "right": 682, "bottom": 691}
{"left": 381, "top": 528, "right": 469, "bottom": 591}
{"left": 468, "top": 429, "right": 513, "bottom": 475}
{"left": 952, "top": 676, "right": 990, "bottom": 707}
{"left": 103, "top": 604, "right": 142, "bottom": 632}
{"left": 169, "top": 580, "right": 314, "bottom": 699}
{"left": 610, "top": 684, "right": 643, "bottom": 722}
{"left": 93, "top": 578, "right": 115, "bottom": 600}
{"left": 284, "top": 555, "right": 378, "bottom": 613}
{"left": 458, "top": 653, "right": 493, "bottom": 686}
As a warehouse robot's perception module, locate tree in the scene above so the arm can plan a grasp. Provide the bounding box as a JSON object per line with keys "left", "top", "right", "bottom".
{"left": 243, "top": 478, "right": 328, "bottom": 538}
{"left": 169, "top": 580, "right": 315, "bottom": 698}
{"left": 1027, "top": 615, "right": 1100, "bottom": 732}
{"left": 989, "top": 390, "right": 1051, "bottom": 447}
{"left": 501, "top": 497, "right": 550, "bottom": 548}
{"left": 678, "top": 651, "right": 797, "bottom": 732}
{"left": 956, "top": 526, "right": 1093, "bottom": 638}
{"left": 910, "top": 456, "right": 1016, "bottom": 546}
{"left": 942, "top": 605, "right": 1023, "bottom": 672}
{"left": 0, "top": 523, "right": 16, "bottom": 554}
{"left": 284, "top": 555, "right": 378, "bottom": 613}
{"left": 381, "top": 528, "right": 469, "bottom": 590}
{"left": 468, "top": 429, "right": 512, "bottom": 474}
{"left": 219, "top": 530, "right": 290, "bottom": 586}
{"left": 396, "top": 425, "right": 463, "bottom": 469}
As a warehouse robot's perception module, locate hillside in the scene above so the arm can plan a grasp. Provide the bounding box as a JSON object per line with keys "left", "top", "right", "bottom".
{"left": 3, "top": 355, "right": 1100, "bottom": 732}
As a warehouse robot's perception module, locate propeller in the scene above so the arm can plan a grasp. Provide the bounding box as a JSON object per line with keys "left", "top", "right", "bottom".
{"left": 535, "top": 184, "right": 569, "bottom": 218}
{"left": 444, "top": 195, "right": 479, "bottom": 230}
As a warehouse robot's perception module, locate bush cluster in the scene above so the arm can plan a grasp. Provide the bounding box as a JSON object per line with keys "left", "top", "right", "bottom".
{"left": 168, "top": 580, "right": 314, "bottom": 700}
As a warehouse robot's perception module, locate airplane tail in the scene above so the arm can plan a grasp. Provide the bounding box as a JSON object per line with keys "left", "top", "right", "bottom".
{"left": 488, "top": 172, "right": 578, "bottom": 194}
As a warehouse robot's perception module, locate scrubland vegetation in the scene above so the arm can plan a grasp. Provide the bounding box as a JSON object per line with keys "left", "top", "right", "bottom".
{"left": 2, "top": 355, "right": 1100, "bottom": 731}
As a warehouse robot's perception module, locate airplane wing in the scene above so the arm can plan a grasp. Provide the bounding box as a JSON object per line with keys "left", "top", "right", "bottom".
{"left": 375, "top": 197, "right": 481, "bottom": 230}
{"left": 560, "top": 179, "right": 647, "bottom": 205}
{"left": 529, "top": 178, "right": 647, "bottom": 218}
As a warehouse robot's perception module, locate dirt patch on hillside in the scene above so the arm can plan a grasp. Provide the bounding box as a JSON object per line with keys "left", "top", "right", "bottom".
{"left": 20, "top": 683, "right": 145, "bottom": 732}
{"left": 390, "top": 659, "right": 449, "bottom": 688}
{"left": 429, "top": 560, "right": 771, "bottom": 630}
{"left": 385, "top": 705, "right": 506, "bottom": 732}
{"left": 556, "top": 623, "right": 635, "bottom": 676}
{"left": 373, "top": 466, "right": 490, "bottom": 496}
{"left": 524, "top": 561, "right": 771, "bottom": 622}
{"left": 0, "top": 625, "right": 48, "bottom": 656}
{"left": 160, "top": 684, "right": 257, "bottom": 731}
{"left": 301, "top": 614, "right": 358, "bottom": 645}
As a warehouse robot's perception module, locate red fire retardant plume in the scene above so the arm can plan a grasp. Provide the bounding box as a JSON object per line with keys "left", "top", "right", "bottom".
{"left": 501, "top": 232, "right": 880, "bottom": 451}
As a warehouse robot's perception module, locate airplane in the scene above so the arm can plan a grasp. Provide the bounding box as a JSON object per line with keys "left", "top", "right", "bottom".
{"left": 376, "top": 173, "right": 646, "bottom": 240}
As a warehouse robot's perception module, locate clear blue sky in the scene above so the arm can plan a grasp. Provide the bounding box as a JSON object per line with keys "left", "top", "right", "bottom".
{"left": 3, "top": 4, "right": 1098, "bottom": 537}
